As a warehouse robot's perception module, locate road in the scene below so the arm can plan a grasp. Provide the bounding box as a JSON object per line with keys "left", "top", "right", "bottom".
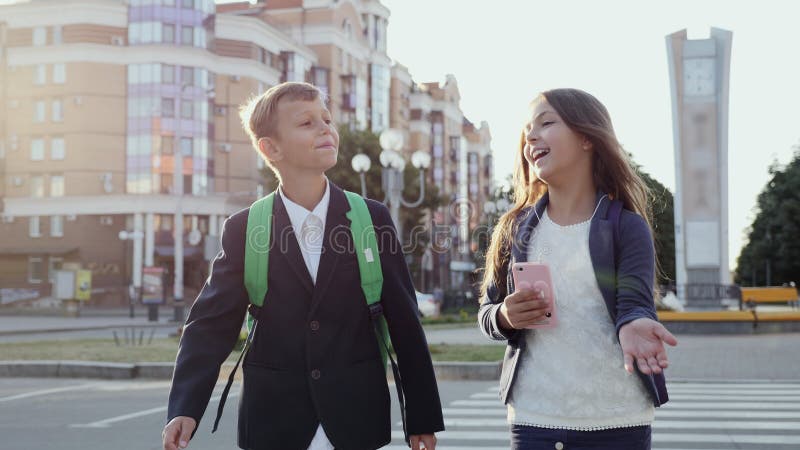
{"left": 1, "top": 377, "right": 799, "bottom": 450}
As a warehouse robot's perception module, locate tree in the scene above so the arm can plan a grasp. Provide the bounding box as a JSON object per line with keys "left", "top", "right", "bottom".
{"left": 637, "top": 169, "right": 676, "bottom": 286}
{"left": 735, "top": 147, "right": 800, "bottom": 286}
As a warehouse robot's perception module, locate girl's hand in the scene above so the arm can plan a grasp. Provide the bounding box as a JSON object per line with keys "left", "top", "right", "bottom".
{"left": 618, "top": 318, "right": 678, "bottom": 375}
{"left": 498, "top": 289, "right": 550, "bottom": 330}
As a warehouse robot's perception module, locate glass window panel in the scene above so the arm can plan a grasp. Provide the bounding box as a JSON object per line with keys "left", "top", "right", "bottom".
{"left": 31, "top": 138, "right": 45, "bottom": 160}
{"left": 181, "top": 26, "right": 193, "bottom": 45}
{"left": 50, "top": 175, "right": 64, "bottom": 197}
{"left": 162, "top": 97, "right": 174, "bottom": 117}
{"left": 33, "top": 27, "right": 46, "bottom": 46}
{"left": 52, "top": 99, "right": 63, "bottom": 122}
{"left": 30, "top": 175, "right": 44, "bottom": 197}
{"left": 180, "top": 137, "right": 192, "bottom": 156}
{"left": 181, "top": 99, "right": 193, "bottom": 119}
{"left": 50, "top": 216, "right": 64, "bottom": 237}
{"left": 181, "top": 66, "right": 194, "bottom": 86}
{"left": 163, "top": 24, "right": 175, "bottom": 44}
{"left": 28, "top": 256, "right": 44, "bottom": 281}
{"left": 34, "top": 100, "right": 46, "bottom": 122}
{"left": 34, "top": 64, "right": 46, "bottom": 85}
{"left": 53, "top": 63, "right": 65, "bottom": 84}
{"left": 51, "top": 137, "right": 65, "bottom": 160}
{"left": 52, "top": 25, "right": 62, "bottom": 45}
{"left": 162, "top": 64, "right": 174, "bottom": 83}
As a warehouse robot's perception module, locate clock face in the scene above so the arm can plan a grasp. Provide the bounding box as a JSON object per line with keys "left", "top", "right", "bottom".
{"left": 683, "top": 58, "right": 715, "bottom": 97}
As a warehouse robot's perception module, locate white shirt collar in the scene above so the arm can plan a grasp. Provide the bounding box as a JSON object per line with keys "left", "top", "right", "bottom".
{"left": 278, "top": 178, "right": 330, "bottom": 232}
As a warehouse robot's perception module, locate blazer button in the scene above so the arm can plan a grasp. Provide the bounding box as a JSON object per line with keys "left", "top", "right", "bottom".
{"left": 311, "top": 369, "right": 321, "bottom": 380}
{"left": 555, "top": 442, "right": 564, "bottom": 450}
{"left": 310, "top": 320, "right": 320, "bottom": 331}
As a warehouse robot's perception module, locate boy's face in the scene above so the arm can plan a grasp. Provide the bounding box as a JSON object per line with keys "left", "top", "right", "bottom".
{"left": 263, "top": 97, "right": 339, "bottom": 175}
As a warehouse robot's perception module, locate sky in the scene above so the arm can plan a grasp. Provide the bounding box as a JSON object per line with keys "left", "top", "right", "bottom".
{"left": 379, "top": 0, "right": 800, "bottom": 270}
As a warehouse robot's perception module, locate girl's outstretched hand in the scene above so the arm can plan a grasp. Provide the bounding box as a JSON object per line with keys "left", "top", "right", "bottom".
{"left": 618, "top": 318, "right": 678, "bottom": 375}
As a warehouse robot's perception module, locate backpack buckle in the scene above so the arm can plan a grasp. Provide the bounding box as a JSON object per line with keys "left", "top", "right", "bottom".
{"left": 368, "top": 303, "right": 384, "bottom": 319}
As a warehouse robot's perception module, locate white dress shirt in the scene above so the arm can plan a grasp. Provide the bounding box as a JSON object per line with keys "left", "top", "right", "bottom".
{"left": 278, "top": 180, "right": 334, "bottom": 449}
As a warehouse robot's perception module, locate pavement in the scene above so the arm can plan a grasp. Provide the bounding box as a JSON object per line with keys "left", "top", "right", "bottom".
{"left": 2, "top": 307, "right": 800, "bottom": 382}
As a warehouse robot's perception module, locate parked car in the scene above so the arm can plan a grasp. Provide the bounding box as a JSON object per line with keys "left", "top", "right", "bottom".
{"left": 415, "top": 291, "right": 441, "bottom": 318}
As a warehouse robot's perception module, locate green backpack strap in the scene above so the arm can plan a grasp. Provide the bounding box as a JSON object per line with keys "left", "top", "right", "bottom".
{"left": 344, "top": 191, "right": 390, "bottom": 366}
{"left": 243, "top": 193, "right": 274, "bottom": 330}
{"left": 344, "top": 191, "right": 408, "bottom": 444}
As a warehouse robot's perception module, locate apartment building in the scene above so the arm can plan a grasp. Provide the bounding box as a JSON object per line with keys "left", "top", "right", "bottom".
{"left": 0, "top": 0, "right": 315, "bottom": 305}
{"left": 0, "top": 0, "right": 493, "bottom": 305}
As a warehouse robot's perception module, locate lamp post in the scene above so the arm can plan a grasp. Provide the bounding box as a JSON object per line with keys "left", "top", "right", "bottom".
{"left": 350, "top": 128, "right": 430, "bottom": 240}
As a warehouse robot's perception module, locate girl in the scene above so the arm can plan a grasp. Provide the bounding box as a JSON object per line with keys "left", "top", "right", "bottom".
{"left": 478, "top": 88, "right": 678, "bottom": 450}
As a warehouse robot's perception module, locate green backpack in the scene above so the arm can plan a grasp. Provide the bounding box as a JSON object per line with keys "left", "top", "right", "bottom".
{"left": 213, "top": 190, "right": 408, "bottom": 442}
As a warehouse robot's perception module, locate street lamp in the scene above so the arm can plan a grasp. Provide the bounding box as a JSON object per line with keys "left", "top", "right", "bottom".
{"left": 350, "top": 128, "right": 430, "bottom": 240}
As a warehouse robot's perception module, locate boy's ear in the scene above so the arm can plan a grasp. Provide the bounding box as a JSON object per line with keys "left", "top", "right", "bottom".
{"left": 258, "top": 137, "right": 283, "bottom": 164}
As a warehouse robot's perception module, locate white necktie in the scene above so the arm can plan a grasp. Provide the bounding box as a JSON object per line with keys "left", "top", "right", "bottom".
{"left": 300, "top": 214, "right": 324, "bottom": 283}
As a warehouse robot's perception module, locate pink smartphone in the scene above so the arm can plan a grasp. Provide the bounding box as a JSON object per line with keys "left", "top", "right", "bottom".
{"left": 511, "top": 262, "right": 557, "bottom": 329}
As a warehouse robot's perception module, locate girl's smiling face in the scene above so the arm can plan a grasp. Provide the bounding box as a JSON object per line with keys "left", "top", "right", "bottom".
{"left": 523, "top": 99, "right": 592, "bottom": 186}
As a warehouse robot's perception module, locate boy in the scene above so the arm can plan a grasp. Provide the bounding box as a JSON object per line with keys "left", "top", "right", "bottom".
{"left": 162, "top": 82, "right": 444, "bottom": 450}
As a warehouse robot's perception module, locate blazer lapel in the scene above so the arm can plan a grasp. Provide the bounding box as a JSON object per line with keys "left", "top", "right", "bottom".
{"left": 308, "top": 183, "right": 350, "bottom": 316}
{"left": 272, "top": 193, "right": 314, "bottom": 296}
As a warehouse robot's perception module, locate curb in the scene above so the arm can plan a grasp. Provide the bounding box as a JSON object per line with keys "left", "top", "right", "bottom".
{"left": 0, "top": 360, "right": 502, "bottom": 381}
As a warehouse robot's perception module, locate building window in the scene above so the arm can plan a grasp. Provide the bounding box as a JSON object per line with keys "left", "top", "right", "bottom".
{"left": 162, "top": 98, "right": 174, "bottom": 117}
{"left": 28, "top": 257, "right": 44, "bottom": 283}
{"left": 51, "top": 137, "right": 65, "bottom": 160}
{"left": 50, "top": 216, "right": 64, "bottom": 237}
{"left": 30, "top": 175, "right": 45, "bottom": 197}
{"left": 52, "top": 99, "right": 63, "bottom": 122}
{"left": 29, "top": 217, "right": 41, "bottom": 238}
{"left": 48, "top": 257, "right": 63, "bottom": 283}
{"left": 162, "top": 64, "right": 175, "bottom": 84}
{"left": 181, "top": 0, "right": 193, "bottom": 9}
{"left": 33, "top": 27, "right": 46, "bottom": 46}
{"left": 34, "top": 64, "right": 46, "bottom": 85}
{"left": 181, "top": 99, "right": 193, "bottom": 119}
{"left": 50, "top": 175, "right": 64, "bottom": 197}
{"left": 52, "top": 25, "right": 62, "bottom": 45}
{"left": 53, "top": 63, "right": 65, "bottom": 84}
{"left": 163, "top": 24, "right": 175, "bottom": 44}
{"left": 181, "top": 26, "right": 193, "bottom": 45}
{"left": 31, "top": 138, "right": 45, "bottom": 161}
{"left": 34, "top": 100, "right": 46, "bottom": 122}
{"left": 180, "top": 137, "right": 192, "bottom": 156}
{"left": 181, "top": 66, "right": 194, "bottom": 85}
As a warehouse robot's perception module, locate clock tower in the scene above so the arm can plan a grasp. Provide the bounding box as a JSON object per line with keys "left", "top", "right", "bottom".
{"left": 666, "top": 28, "right": 733, "bottom": 308}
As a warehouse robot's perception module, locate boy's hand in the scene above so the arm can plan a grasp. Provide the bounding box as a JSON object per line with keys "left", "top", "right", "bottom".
{"left": 410, "top": 433, "right": 437, "bottom": 450}
{"left": 498, "top": 288, "right": 549, "bottom": 330}
{"left": 619, "top": 318, "right": 678, "bottom": 375}
{"left": 162, "top": 416, "right": 197, "bottom": 450}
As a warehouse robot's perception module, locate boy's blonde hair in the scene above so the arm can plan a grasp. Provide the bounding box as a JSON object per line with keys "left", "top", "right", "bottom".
{"left": 239, "top": 82, "right": 327, "bottom": 167}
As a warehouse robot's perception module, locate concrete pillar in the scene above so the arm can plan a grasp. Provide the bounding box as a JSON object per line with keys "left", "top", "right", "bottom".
{"left": 145, "top": 212, "right": 155, "bottom": 268}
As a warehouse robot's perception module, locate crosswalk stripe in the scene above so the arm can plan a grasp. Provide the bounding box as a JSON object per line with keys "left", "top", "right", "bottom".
{"left": 663, "top": 401, "right": 800, "bottom": 409}
{"left": 669, "top": 393, "right": 800, "bottom": 401}
{"left": 653, "top": 420, "right": 800, "bottom": 431}
{"left": 655, "top": 409, "right": 800, "bottom": 419}
{"left": 389, "top": 382, "right": 800, "bottom": 448}
{"left": 652, "top": 432, "right": 800, "bottom": 445}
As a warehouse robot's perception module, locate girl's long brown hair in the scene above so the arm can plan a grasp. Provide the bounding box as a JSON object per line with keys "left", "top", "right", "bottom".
{"left": 479, "top": 88, "right": 655, "bottom": 300}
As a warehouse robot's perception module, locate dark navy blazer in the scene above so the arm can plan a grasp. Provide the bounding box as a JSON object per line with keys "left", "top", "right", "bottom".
{"left": 478, "top": 192, "right": 669, "bottom": 407}
{"left": 168, "top": 182, "right": 444, "bottom": 450}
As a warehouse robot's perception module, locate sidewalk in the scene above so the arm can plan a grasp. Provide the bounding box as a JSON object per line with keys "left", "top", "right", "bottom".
{"left": 0, "top": 308, "right": 180, "bottom": 336}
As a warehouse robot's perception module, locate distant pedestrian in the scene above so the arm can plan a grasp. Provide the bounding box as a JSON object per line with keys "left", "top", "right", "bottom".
{"left": 477, "top": 88, "right": 678, "bottom": 449}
